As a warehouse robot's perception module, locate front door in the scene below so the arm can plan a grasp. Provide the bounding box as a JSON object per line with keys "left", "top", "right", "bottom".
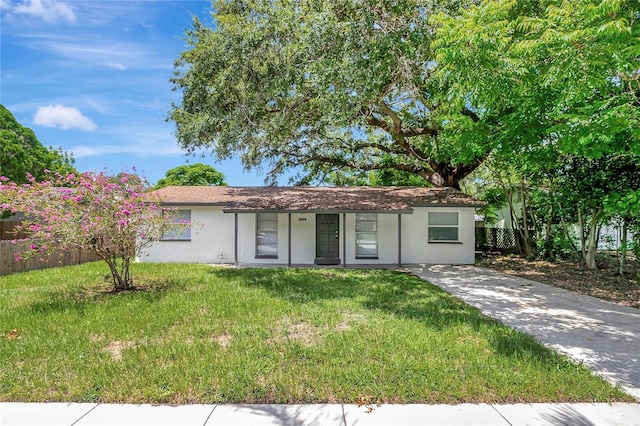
{"left": 315, "top": 214, "right": 340, "bottom": 265}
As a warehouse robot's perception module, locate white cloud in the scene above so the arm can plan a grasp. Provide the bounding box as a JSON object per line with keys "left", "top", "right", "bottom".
{"left": 108, "top": 63, "right": 126, "bottom": 71}
{"left": 69, "top": 145, "right": 100, "bottom": 158}
{"left": 33, "top": 104, "right": 96, "bottom": 131}
{"left": 69, "top": 142, "right": 183, "bottom": 159}
{"left": 11, "top": 0, "right": 76, "bottom": 24}
{"left": 67, "top": 124, "right": 185, "bottom": 159}
{"left": 19, "top": 33, "right": 168, "bottom": 71}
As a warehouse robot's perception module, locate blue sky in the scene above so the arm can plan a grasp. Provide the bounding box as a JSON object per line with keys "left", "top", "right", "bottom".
{"left": 1, "top": 0, "right": 269, "bottom": 186}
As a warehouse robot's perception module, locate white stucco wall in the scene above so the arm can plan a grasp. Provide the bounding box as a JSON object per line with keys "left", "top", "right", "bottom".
{"left": 290, "top": 213, "right": 319, "bottom": 264}
{"left": 141, "top": 206, "right": 235, "bottom": 263}
{"left": 401, "top": 207, "right": 476, "bottom": 264}
{"left": 142, "top": 206, "right": 477, "bottom": 265}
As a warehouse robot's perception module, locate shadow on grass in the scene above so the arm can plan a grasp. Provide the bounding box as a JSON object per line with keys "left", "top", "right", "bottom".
{"left": 210, "top": 267, "right": 565, "bottom": 363}
{"left": 28, "top": 278, "right": 185, "bottom": 315}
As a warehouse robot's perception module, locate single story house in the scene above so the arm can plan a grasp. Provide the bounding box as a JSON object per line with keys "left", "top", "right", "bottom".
{"left": 142, "top": 186, "right": 485, "bottom": 266}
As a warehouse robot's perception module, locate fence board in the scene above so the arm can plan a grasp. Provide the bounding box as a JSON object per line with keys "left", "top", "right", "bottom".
{"left": 0, "top": 240, "right": 99, "bottom": 276}
{"left": 1, "top": 221, "right": 27, "bottom": 240}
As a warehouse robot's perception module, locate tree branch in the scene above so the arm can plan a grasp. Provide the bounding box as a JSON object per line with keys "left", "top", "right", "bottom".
{"left": 462, "top": 107, "right": 480, "bottom": 122}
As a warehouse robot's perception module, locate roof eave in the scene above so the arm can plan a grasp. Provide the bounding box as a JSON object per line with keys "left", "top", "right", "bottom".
{"left": 223, "top": 208, "right": 414, "bottom": 214}
{"left": 410, "top": 203, "right": 487, "bottom": 208}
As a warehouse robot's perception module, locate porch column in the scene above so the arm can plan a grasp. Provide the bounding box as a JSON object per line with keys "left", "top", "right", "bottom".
{"left": 397, "top": 213, "right": 402, "bottom": 267}
{"left": 288, "top": 213, "right": 292, "bottom": 267}
{"left": 342, "top": 213, "right": 347, "bottom": 267}
{"left": 234, "top": 213, "right": 238, "bottom": 266}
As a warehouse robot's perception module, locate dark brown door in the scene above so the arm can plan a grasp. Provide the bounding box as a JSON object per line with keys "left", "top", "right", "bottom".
{"left": 315, "top": 214, "right": 340, "bottom": 264}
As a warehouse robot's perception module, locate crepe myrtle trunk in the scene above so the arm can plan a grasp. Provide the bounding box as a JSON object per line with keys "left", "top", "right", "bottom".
{"left": 102, "top": 255, "right": 133, "bottom": 292}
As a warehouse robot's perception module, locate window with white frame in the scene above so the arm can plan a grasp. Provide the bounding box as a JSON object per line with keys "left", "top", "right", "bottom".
{"left": 256, "top": 213, "right": 278, "bottom": 258}
{"left": 161, "top": 209, "right": 191, "bottom": 241}
{"left": 428, "top": 211, "right": 459, "bottom": 242}
{"left": 355, "top": 213, "right": 377, "bottom": 258}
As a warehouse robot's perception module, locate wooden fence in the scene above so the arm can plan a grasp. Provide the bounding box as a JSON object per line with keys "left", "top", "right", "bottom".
{"left": 0, "top": 240, "right": 99, "bottom": 276}
{"left": 0, "top": 221, "right": 27, "bottom": 240}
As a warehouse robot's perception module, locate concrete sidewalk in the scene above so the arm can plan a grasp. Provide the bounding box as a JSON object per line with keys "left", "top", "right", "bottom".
{"left": 2, "top": 402, "right": 640, "bottom": 425}
{"left": 408, "top": 265, "right": 640, "bottom": 400}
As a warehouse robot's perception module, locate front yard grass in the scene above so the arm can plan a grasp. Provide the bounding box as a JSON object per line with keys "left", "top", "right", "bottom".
{"left": 0, "top": 263, "right": 633, "bottom": 403}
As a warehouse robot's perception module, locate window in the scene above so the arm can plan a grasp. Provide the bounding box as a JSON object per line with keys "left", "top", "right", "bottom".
{"left": 162, "top": 210, "right": 191, "bottom": 241}
{"left": 428, "top": 212, "right": 459, "bottom": 242}
{"left": 256, "top": 213, "right": 278, "bottom": 258}
{"left": 355, "top": 213, "right": 377, "bottom": 258}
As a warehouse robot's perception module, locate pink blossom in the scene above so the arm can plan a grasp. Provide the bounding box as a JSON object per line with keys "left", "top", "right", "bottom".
{"left": 1, "top": 169, "right": 175, "bottom": 289}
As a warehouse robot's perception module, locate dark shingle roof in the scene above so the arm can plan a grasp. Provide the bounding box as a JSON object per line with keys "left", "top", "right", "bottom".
{"left": 151, "top": 186, "right": 484, "bottom": 212}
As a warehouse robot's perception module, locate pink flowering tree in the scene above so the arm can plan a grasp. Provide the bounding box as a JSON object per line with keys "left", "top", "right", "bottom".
{"left": 0, "top": 171, "right": 188, "bottom": 292}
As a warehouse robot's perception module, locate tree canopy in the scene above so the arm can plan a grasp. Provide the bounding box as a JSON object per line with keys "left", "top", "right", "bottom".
{"left": 432, "top": 0, "right": 640, "bottom": 266}
{"left": 433, "top": 0, "right": 639, "bottom": 160}
{"left": 0, "top": 105, "right": 75, "bottom": 183}
{"left": 169, "top": 0, "right": 490, "bottom": 188}
{"left": 154, "top": 163, "right": 227, "bottom": 189}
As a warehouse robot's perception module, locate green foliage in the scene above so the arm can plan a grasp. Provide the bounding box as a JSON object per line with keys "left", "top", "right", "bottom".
{"left": 476, "top": 186, "right": 508, "bottom": 226}
{"left": 169, "top": 0, "right": 494, "bottom": 188}
{"left": 0, "top": 105, "right": 75, "bottom": 183}
{"left": 434, "top": 0, "right": 639, "bottom": 160}
{"left": 154, "top": 163, "right": 227, "bottom": 189}
{"left": 437, "top": 0, "right": 640, "bottom": 261}
{"left": 0, "top": 264, "right": 631, "bottom": 403}
{"left": 326, "top": 168, "right": 432, "bottom": 187}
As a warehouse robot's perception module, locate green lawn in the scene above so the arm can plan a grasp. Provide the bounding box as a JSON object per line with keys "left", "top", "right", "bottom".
{"left": 0, "top": 262, "right": 632, "bottom": 404}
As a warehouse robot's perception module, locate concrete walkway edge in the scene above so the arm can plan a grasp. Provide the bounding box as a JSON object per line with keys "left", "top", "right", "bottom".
{"left": 2, "top": 402, "right": 640, "bottom": 426}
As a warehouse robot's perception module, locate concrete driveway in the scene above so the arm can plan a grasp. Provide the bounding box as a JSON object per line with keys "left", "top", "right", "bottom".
{"left": 408, "top": 265, "right": 640, "bottom": 400}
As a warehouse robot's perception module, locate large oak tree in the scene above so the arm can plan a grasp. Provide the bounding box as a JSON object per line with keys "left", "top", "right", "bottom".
{"left": 169, "top": 0, "right": 489, "bottom": 189}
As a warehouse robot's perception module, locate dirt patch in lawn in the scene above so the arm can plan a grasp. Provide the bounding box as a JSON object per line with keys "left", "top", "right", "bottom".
{"left": 104, "top": 340, "right": 136, "bottom": 361}
{"left": 210, "top": 332, "right": 233, "bottom": 348}
{"left": 477, "top": 254, "right": 640, "bottom": 309}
